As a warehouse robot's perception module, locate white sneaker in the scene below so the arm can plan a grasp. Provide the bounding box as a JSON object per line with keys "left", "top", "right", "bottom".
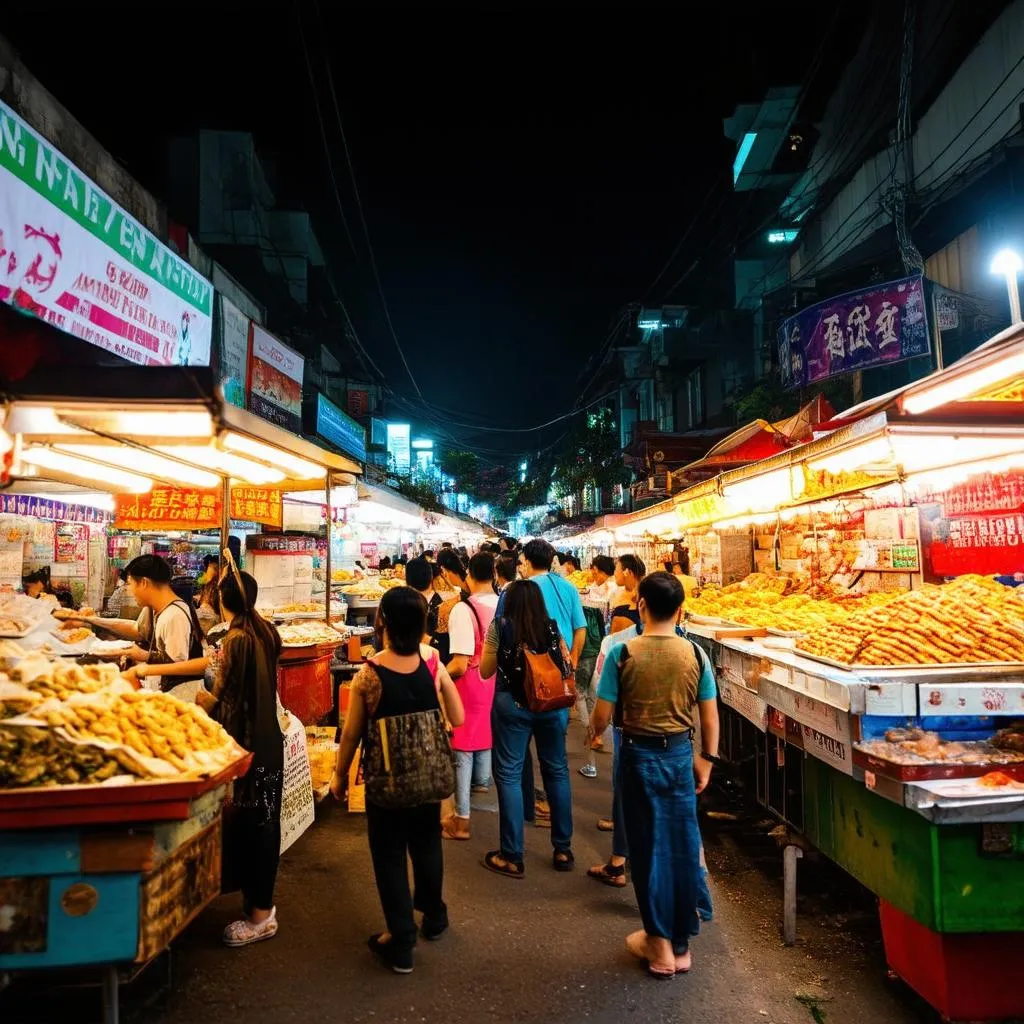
{"left": 223, "top": 907, "right": 278, "bottom": 947}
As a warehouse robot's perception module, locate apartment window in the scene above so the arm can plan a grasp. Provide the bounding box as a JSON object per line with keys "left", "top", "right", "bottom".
{"left": 657, "top": 394, "right": 673, "bottom": 432}
{"left": 682, "top": 368, "right": 704, "bottom": 429}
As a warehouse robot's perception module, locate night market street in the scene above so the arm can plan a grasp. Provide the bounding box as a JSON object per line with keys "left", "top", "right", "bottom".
{"left": 5, "top": 727, "right": 930, "bottom": 1024}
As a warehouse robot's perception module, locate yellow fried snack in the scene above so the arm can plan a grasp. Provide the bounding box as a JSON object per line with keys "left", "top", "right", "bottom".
{"left": 797, "top": 575, "right": 1024, "bottom": 666}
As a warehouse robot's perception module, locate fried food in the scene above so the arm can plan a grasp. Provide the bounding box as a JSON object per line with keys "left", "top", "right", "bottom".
{"left": 797, "top": 575, "right": 1024, "bottom": 666}
{"left": 6, "top": 662, "right": 122, "bottom": 706}
{"left": 39, "top": 690, "right": 238, "bottom": 776}
{"left": 278, "top": 621, "right": 346, "bottom": 646}
{"left": 857, "top": 729, "right": 1024, "bottom": 767}
{"left": 0, "top": 725, "right": 130, "bottom": 788}
{"left": 688, "top": 576, "right": 901, "bottom": 633}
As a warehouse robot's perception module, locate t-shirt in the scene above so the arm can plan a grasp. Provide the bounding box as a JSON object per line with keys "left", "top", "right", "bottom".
{"left": 138, "top": 601, "right": 203, "bottom": 692}
{"left": 495, "top": 572, "right": 586, "bottom": 649}
{"left": 597, "top": 633, "right": 717, "bottom": 736}
{"left": 448, "top": 592, "right": 500, "bottom": 657}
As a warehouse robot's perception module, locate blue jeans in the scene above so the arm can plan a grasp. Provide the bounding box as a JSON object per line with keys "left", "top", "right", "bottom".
{"left": 453, "top": 749, "right": 491, "bottom": 818}
{"left": 613, "top": 728, "right": 713, "bottom": 925}
{"left": 619, "top": 733, "right": 701, "bottom": 953}
{"left": 492, "top": 690, "right": 573, "bottom": 862}
{"left": 611, "top": 727, "right": 628, "bottom": 859}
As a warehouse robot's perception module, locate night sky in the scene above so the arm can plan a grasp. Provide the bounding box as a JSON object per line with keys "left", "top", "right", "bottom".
{"left": 2, "top": 3, "right": 847, "bottom": 453}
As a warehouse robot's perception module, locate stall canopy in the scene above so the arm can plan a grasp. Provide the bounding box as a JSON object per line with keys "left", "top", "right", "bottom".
{"left": 5, "top": 396, "right": 361, "bottom": 501}
{"left": 611, "top": 325, "right": 1024, "bottom": 539}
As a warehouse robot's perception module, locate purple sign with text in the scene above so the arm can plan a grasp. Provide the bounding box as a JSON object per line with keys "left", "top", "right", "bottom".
{"left": 778, "top": 274, "right": 930, "bottom": 390}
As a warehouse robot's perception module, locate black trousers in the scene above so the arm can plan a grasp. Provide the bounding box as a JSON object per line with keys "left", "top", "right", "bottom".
{"left": 223, "top": 770, "right": 282, "bottom": 912}
{"left": 366, "top": 800, "right": 447, "bottom": 951}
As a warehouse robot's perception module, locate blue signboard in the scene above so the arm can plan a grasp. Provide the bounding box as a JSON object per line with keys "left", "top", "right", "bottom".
{"left": 778, "top": 273, "right": 931, "bottom": 390}
{"left": 316, "top": 393, "right": 366, "bottom": 462}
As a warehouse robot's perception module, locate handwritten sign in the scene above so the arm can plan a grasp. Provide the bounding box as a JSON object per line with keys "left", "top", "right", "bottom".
{"left": 229, "top": 486, "right": 283, "bottom": 528}
{"left": 280, "top": 714, "right": 315, "bottom": 854}
{"left": 114, "top": 488, "right": 221, "bottom": 531}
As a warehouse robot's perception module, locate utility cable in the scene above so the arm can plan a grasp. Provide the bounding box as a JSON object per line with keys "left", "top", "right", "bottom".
{"left": 311, "top": 0, "right": 427, "bottom": 407}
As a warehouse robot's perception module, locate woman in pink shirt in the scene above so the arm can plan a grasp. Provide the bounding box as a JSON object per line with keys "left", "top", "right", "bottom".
{"left": 438, "top": 551, "right": 499, "bottom": 840}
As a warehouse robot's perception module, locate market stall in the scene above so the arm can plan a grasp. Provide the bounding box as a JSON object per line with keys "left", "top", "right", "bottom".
{"left": 599, "top": 324, "right": 1024, "bottom": 1020}
{"left": 0, "top": 650, "right": 250, "bottom": 1022}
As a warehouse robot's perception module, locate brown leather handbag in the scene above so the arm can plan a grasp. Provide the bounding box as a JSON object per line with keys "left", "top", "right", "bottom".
{"left": 521, "top": 628, "right": 575, "bottom": 713}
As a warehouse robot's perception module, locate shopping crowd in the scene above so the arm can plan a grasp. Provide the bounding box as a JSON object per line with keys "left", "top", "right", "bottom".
{"left": 331, "top": 537, "right": 720, "bottom": 980}
{"left": 45, "top": 537, "right": 718, "bottom": 980}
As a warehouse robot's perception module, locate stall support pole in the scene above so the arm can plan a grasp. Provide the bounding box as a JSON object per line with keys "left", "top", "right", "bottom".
{"left": 220, "top": 478, "right": 231, "bottom": 562}
{"left": 102, "top": 965, "right": 119, "bottom": 1024}
{"left": 783, "top": 844, "right": 803, "bottom": 946}
{"left": 324, "top": 475, "right": 332, "bottom": 624}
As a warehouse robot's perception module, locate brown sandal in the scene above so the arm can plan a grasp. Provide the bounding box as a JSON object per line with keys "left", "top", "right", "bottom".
{"left": 483, "top": 850, "right": 524, "bottom": 879}
{"left": 586, "top": 861, "right": 627, "bottom": 888}
{"left": 441, "top": 815, "right": 470, "bottom": 841}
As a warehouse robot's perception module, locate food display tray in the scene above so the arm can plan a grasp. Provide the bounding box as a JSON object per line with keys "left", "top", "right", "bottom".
{"left": 686, "top": 613, "right": 733, "bottom": 627}
{"left": 853, "top": 747, "right": 1024, "bottom": 783}
{"left": 793, "top": 650, "right": 1024, "bottom": 679}
{"left": 0, "top": 753, "right": 252, "bottom": 830}
{"left": 346, "top": 598, "right": 382, "bottom": 609}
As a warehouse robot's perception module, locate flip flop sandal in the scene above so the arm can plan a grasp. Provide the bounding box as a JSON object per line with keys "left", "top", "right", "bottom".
{"left": 586, "top": 862, "right": 627, "bottom": 888}
{"left": 647, "top": 963, "right": 677, "bottom": 981}
{"left": 483, "top": 850, "right": 525, "bottom": 879}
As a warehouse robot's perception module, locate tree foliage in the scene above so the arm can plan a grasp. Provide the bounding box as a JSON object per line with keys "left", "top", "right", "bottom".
{"left": 438, "top": 450, "right": 480, "bottom": 496}
{"left": 550, "top": 407, "right": 629, "bottom": 500}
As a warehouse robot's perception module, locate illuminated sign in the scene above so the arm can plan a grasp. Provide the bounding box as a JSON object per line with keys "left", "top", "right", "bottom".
{"left": 386, "top": 422, "right": 411, "bottom": 474}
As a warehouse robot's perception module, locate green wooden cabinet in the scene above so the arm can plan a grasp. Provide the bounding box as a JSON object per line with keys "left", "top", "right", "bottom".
{"left": 803, "top": 757, "right": 1024, "bottom": 933}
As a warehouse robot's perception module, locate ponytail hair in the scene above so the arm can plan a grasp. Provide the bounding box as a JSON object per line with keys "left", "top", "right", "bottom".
{"left": 218, "top": 562, "right": 280, "bottom": 660}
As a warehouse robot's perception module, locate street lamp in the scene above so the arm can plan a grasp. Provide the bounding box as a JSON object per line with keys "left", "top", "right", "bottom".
{"left": 990, "top": 248, "right": 1023, "bottom": 324}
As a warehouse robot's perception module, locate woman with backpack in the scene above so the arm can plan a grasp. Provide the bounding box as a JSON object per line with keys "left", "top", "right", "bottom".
{"left": 479, "top": 578, "right": 574, "bottom": 879}
{"left": 331, "top": 586, "right": 464, "bottom": 975}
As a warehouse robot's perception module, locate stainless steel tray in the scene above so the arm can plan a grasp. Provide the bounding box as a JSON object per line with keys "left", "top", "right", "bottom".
{"left": 793, "top": 649, "right": 1024, "bottom": 680}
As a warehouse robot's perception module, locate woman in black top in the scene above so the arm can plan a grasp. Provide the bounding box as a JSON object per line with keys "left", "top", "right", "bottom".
{"left": 480, "top": 579, "right": 573, "bottom": 879}
{"left": 197, "top": 569, "right": 284, "bottom": 948}
{"left": 332, "top": 587, "right": 464, "bottom": 974}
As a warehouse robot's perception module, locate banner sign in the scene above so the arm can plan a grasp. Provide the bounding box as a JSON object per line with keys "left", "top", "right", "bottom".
{"left": 929, "top": 513, "right": 1024, "bottom": 577}
{"left": 347, "top": 389, "right": 369, "bottom": 418}
{"left": 219, "top": 295, "right": 250, "bottom": 409}
{"left": 386, "top": 422, "right": 411, "bottom": 475}
{"left": 915, "top": 468, "right": 1024, "bottom": 518}
{"left": 229, "top": 486, "right": 283, "bottom": 527}
{"left": 0, "top": 493, "right": 111, "bottom": 524}
{"left": 114, "top": 487, "right": 221, "bottom": 531}
{"left": 248, "top": 325, "right": 303, "bottom": 433}
{"left": 0, "top": 101, "right": 212, "bottom": 367}
{"left": 778, "top": 274, "right": 930, "bottom": 390}
{"left": 247, "top": 534, "right": 318, "bottom": 554}
{"left": 315, "top": 393, "right": 366, "bottom": 462}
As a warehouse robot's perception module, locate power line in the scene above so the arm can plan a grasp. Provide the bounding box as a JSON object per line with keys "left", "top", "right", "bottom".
{"left": 311, "top": 0, "right": 427, "bottom": 408}
{"left": 295, "top": 3, "right": 359, "bottom": 260}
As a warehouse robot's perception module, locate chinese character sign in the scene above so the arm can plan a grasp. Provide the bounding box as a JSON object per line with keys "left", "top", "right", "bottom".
{"left": 778, "top": 274, "right": 930, "bottom": 390}
{"left": 929, "top": 513, "right": 1024, "bottom": 576}
{"left": 229, "top": 486, "right": 283, "bottom": 528}
{"left": 114, "top": 488, "right": 222, "bottom": 531}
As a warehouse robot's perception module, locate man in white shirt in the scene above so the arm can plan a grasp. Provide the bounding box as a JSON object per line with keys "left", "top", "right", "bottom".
{"left": 117, "top": 555, "right": 205, "bottom": 698}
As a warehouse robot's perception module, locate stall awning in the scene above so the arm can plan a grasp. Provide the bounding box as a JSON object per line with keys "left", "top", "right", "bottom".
{"left": 6, "top": 395, "right": 361, "bottom": 497}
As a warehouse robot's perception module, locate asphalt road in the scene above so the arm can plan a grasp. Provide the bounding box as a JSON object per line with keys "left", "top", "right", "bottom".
{"left": 2, "top": 735, "right": 937, "bottom": 1024}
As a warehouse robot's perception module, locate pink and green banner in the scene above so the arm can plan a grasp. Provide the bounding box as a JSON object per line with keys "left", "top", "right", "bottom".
{"left": 0, "top": 100, "right": 212, "bottom": 367}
